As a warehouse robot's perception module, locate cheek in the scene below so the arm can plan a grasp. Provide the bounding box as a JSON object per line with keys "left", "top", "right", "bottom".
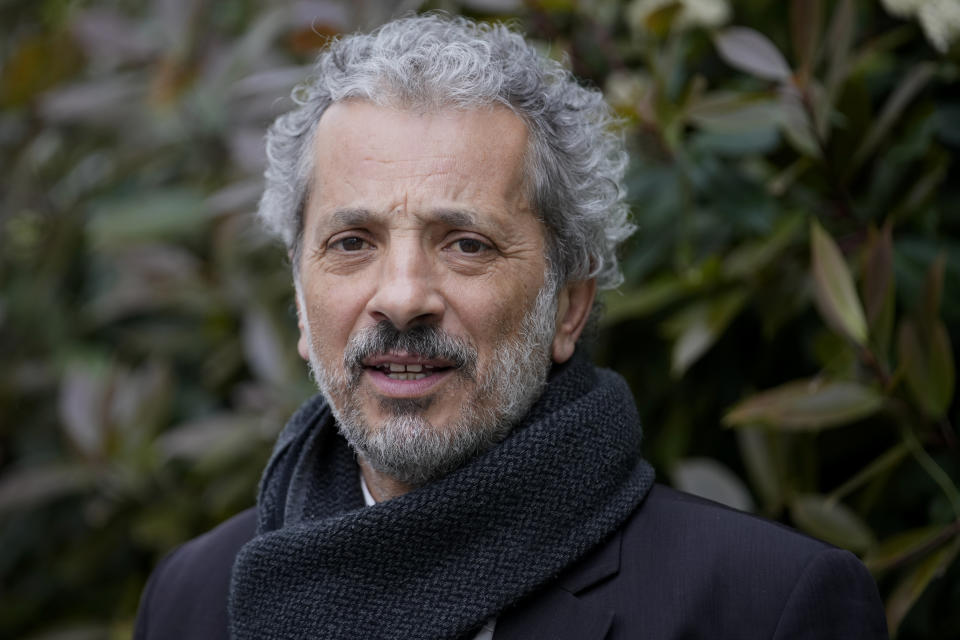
{"left": 303, "top": 278, "right": 368, "bottom": 358}
{"left": 452, "top": 277, "right": 535, "bottom": 346}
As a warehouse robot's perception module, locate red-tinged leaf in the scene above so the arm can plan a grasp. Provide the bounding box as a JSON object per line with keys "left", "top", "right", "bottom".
{"left": 898, "top": 318, "right": 955, "bottom": 418}
{"left": 243, "top": 307, "right": 293, "bottom": 387}
{"left": 920, "top": 255, "right": 946, "bottom": 332}
{"left": 724, "top": 378, "right": 884, "bottom": 430}
{"left": 159, "top": 414, "right": 263, "bottom": 461}
{"left": 791, "top": 494, "right": 876, "bottom": 552}
{"left": 57, "top": 359, "right": 112, "bottom": 459}
{"left": 865, "top": 525, "right": 955, "bottom": 574}
{"left": 886, "top": 539, "right": 960, "bottom": 637}
{"left": 0, "top": 32, "right": 84, "bottom": 108}
{"left": 0, "top": 465, "right": 94, "bottom": 513}
{"left": 714, "top": 27, "right": 792, "bottom": 82}
{"left": 862, "top": 224, "right": 893, "bottom": 325}
{"left": 790, "top": 0, "right": 822, "bottom": 80}
{"left": 811, "top": 220, "right": 868, "bottom": 345}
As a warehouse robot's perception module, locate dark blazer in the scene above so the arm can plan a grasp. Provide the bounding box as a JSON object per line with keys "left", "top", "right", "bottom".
{"left": 134, "top": 484, "right": 888, "bottom": 639}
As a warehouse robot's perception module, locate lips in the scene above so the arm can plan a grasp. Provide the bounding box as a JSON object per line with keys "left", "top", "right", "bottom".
{"left": 361, "top": 353, "right": 455, "bottom": 396}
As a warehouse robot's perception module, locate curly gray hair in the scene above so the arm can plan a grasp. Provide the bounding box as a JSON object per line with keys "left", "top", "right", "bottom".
{"left": 259, "top": 13, "right": 633, "bottom": 291}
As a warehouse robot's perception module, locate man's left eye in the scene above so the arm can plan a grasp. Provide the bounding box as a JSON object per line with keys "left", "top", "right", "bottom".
{"left": 452, "top": 238, "right": 490, "bottom": 254}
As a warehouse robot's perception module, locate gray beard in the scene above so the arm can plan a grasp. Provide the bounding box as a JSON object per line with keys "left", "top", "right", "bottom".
{"left": 300, "top": 282, "right": 558, "bottom": 486}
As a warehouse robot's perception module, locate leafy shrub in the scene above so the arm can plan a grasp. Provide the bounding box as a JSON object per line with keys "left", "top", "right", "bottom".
{"left": 1, "top": 1, "right": 956, "bottom": 638}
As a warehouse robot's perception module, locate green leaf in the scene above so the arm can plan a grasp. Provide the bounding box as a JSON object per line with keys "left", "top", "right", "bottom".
{"left": 645, "top": 3, "right": 684, "bottom": 38}
{"left": 861, "top": 223, "right": 895, "bottom": 355}
{"left": 920, "top": 255, "right": 946, "bottom": 331}
{"left": 664, "top": 290, "right": 749, "bottom": 377}
{"left": 823, "top": 0, "right": 856, "bottom": 126}
{"left": 890, "top": 153, "right": 948, "bottom": 224}
{"left": 686, "top": 92, "right": 781, "bottom": 133}
{"left": 736, "top": 427, "right": 784, "bottom": 514}
{"left": 672, "top": 457, "right": 756, "bottom": 512}
{"left": 898, "top": 318, "right": 956, "bottom": 418}
{"left": 714, "top": 27, "right": 792, "bottom": 82}
{"left": 87, "top": 189, "right": 211, "bottom": 248}
{"left": 865, "top": 524, "right": 955, "bottom": 573}
{"left": 723, "top": 213, "right": 804, "bottom": 280}
{"left": 810, "top": 220, "right": 868, "bottom": 345}
{"left": 779, "top": 88, "right": 821, "bottom": 158}
{"left": 886, "top": 538, "right": 960, "bottom": 637}
{"left": 601, "top": 275, "right": 690, "bottom": 325}
{"left": 724, "top": 378, "right": 884, "bottom": 430}
{"left": 790, "top": 494, "right": 876, "bottom": 552}
{"left": 850, "top": 62, "right": 937, "bottom": 177}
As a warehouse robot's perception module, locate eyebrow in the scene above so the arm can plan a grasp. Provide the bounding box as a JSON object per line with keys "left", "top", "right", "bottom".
{"left": 329, "top": 207, "right": 479, "bottom": 229}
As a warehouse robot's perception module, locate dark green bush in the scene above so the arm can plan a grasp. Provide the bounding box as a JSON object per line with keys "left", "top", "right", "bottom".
{"left": 1, "top": 1, "right": 957, "bottom": 638}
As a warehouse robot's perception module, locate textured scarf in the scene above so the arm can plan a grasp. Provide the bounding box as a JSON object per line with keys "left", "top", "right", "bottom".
{"left": 228, "top": 354, "right": 655, "bottom": 640}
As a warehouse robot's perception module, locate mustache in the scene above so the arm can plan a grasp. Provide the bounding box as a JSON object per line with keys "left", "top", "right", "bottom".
{"left": 344, "top": 321, "right": 478, "bottom": 382}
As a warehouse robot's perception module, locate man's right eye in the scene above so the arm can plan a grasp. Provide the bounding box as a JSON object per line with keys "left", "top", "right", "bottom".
{"left": 331, "top": 236, "right": 371, "bottom": 251}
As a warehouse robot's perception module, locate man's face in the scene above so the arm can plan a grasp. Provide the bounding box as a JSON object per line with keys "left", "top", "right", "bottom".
{"left": 295, "top": 101, "right": 565, "bottom": 484}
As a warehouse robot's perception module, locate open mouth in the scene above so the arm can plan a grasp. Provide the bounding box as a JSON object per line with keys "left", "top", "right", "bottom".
{"left": 361, "top": 354, "right": 456, "bottom": 384}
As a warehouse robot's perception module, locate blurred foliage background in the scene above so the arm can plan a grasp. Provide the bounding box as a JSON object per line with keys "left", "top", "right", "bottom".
{"left": 1, "top": 0, "right": 958, "bottom": 638}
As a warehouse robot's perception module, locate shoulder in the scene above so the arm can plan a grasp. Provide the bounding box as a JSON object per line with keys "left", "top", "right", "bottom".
{"left": 596, "top": 484, "right": 888, "bottom": 638}
{"left": 134, "top": 508, "right": 257, "bottom": 640}
{"left": 627, "top": 483, "right": 831, "bottom": 558}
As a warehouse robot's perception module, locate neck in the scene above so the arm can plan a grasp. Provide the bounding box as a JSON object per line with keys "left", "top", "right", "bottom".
{"left": 359, "top": 459, "right": 416, "bottom": 502}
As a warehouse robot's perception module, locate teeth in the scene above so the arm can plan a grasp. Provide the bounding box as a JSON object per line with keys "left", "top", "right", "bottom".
{"left": 383, "top": 362, "right": 428, "bottom": 373}
{"left": 375, "top": 361, "right": 444, "bottom": 379}
{"left": 386, "top": 372, "right": 427, "bottom": 381}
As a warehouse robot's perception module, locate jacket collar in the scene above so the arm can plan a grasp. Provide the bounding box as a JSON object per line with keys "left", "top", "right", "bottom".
{"left": 558, "top": 527, "right": 622, "bottom": 594}
{"left": 493, "top": 529, "right": 622, "bottom": 640}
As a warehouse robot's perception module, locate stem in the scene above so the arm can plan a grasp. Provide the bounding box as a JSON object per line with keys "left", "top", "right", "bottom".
{"left": 901, "top": 423, "right": 960, "bottom": 520}
{"left": 797, "top": 85, "right": 859, "bottom": 224}
{"left": 829, "top": 442, "right": 910, "bottom": 502}
{"left": 877, "top": 519, "right": 960, "bottom": 574}
{"left": 860, "top": 345, "right": 892, "bottom": 391}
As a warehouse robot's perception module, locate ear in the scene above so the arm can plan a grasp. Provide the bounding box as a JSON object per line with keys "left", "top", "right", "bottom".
{"left": 551, "top": 278, "right": 596, "bottom": 364}
{"left": 294, "top": 286, "right": 311, "bottom": 362}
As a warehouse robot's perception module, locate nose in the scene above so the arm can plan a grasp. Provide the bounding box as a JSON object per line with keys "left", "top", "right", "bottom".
{"left": 366, "top": 240, "right": 445, "bottom": 330}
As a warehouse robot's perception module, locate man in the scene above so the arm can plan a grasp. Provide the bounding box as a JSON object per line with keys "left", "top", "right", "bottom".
{"left": 135, "top": 14, "right": 888, "bottom": 640}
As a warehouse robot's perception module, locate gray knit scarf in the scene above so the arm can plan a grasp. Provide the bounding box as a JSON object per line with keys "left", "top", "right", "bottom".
{"left": 228, "top": 355, "right": 655, "bottom": 640}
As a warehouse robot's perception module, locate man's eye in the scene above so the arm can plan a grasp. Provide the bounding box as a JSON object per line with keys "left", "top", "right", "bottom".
{"left": 332, "top": 236, "right": 370, "bottom": 251}
{"left": 453, "top": 238, "right": 489, "bottom": 254}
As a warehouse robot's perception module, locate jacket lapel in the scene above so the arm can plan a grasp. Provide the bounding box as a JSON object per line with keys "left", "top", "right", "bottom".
{"left": 493, "top": 531, "right": 622, "bottom": 640}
